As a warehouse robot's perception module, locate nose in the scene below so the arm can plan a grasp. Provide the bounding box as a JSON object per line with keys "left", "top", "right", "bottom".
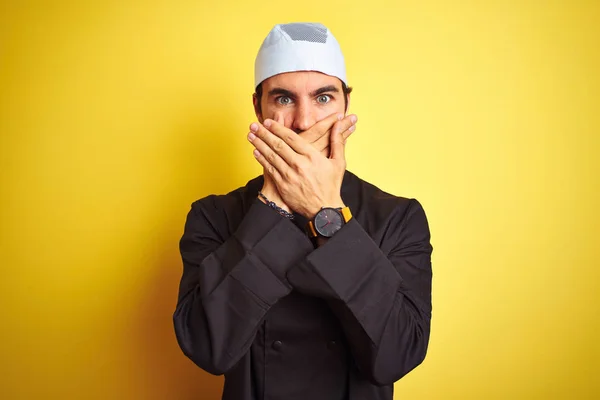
{"left": 291, "top": 102, "right": 316, "bottom": 133}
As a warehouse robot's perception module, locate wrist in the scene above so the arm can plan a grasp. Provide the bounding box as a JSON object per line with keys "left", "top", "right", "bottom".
{"left": 258, "top": 190, "right": 295, "bottom": 220}
{"left": 315, "top": 237, "right": 329, "bottom": 247}
{"left": 259, "top": 188, "right": 291, "bottom": 213}
{"left": 306, "top": 203, "right": 352, "bottom": 240}
{"left": 306, "top": 198, "right": 345, "bottom": 219}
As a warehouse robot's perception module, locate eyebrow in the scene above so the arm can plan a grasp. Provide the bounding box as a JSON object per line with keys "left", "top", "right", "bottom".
{"left": 311, "top": 85, "right": 340, "bottom": 96}
{"left": 267, "top": 85, "right": 340, "bottom": 98}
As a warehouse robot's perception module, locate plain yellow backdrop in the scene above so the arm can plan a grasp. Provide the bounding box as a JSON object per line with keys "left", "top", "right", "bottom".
{"left": 1, "top": 1, "right": 599, "bottom": 399}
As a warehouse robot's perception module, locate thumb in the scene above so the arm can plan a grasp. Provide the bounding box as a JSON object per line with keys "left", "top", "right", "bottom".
{"left": 329, "top": 121, "right": 346, "bottom": 160}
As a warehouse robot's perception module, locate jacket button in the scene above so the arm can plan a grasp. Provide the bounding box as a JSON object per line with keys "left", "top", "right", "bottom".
{"left": 272, "top": 340, "right": 283, "bottom": 350}
{"left": 328, "top": 340, "right": 337, "bottom": 349}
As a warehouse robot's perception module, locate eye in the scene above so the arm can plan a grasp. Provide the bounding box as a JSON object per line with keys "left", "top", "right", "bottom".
{"left": 317, "top": 94, "right": 331, "bottom": 104}
{"left": 276, "top": 96, "right": 292, "bottom": 105}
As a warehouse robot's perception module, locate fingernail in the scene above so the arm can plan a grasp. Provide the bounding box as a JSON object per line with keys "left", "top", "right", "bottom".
{"left": 247, "top": 132, "right": 256, "bottom": 141}
{"left": 350, "top": 115, "right": 357, "bottom": 124}
{"left": 337, "top": 113, "right": 344, "bottom": 121}
{"left": 250, "top": 123, "right": 259, "bottom": 132}
{"left": 253, "top": 149, "right": 261, "bottom": 158}
{"left": 349, "top": 125, "right": 356, "bottom": 132}
{"left": 264, "top": 119, "right": 272, "bottom": 128}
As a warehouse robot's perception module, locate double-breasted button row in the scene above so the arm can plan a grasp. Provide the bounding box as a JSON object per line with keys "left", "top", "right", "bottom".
{"left": 271, "top": 340, "right": 283, "bottom": 350}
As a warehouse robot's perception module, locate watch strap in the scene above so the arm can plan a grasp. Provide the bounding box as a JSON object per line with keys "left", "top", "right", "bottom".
{"left": 307, "top": 220, "right": 318, "bottom": 238}
{"left": 340, "top": 206, "right": 352, "bottom": 223}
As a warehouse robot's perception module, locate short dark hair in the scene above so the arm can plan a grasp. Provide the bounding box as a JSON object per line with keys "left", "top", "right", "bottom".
{"left": 254, "top": 80, "right": 353, "bottom": 115}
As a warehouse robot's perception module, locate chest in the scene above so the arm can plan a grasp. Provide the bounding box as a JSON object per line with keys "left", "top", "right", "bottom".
{"left": 250, "top": 291, "right": 350, "bottom": 400}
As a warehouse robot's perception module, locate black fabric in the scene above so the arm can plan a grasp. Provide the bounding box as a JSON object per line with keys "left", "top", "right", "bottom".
{"left": 173, "top": 171, "right": 433, "bottom": 400}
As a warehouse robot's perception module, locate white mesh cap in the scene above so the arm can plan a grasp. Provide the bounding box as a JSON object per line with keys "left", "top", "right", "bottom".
{"left": 254, "top": 23, "right": 347, "bottom": 88}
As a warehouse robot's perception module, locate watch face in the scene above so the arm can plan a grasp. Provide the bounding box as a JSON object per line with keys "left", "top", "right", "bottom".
{"left": 314, "top": 208, "right": 343, "bottom": 238}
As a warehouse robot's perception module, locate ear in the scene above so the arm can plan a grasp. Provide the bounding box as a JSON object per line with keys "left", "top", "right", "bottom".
{"left": 252, "top": 93, "right": 263, "bottom": 122}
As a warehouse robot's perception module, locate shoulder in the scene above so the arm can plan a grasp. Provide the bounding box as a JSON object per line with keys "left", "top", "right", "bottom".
{"left": 187, "top": 176, "right": 263, "bottom": 235}
{"left": 344, "top": 170, "right": 425, "bottom": 220}
{"left": 343, "top": 171, "right": 430, "bottom": 246}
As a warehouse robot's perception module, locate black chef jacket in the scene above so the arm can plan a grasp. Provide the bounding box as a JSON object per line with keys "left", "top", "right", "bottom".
{"left": 174, "top": 170, "right": 433, "bottom": 400}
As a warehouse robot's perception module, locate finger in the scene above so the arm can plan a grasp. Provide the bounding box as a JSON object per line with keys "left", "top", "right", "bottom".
{"left": 299, "top": 112, "right": 343, "bottom": 143}
{"left": 262, "top": 119, "right": 313, "bottom": 156}
{"left": 253, "top": 148, "right": 284, "bottom": 182}
{"left": 312, "top": 114, "right": 357, "bottom": 151}
{"left": 329, "top": 122, "right": 347, "bottom": 160}
{"left": 248, "top": 130, "right": 291, "bottom": 174}
{"left": 343, "top": 124, "right": 356, "bottom": 144}
{"left": 317, "top": 122, "right": 356, "bottom": 152}
{"left": 250, "top": 122, "right": 297, "bottom": 164}
{"left": 313, "top": 114, "right": 356, "bottom": 145}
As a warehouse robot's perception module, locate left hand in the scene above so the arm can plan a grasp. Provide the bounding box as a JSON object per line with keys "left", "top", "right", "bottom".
{"left": 247, "top": 117, "right": 351, "bottom": 219}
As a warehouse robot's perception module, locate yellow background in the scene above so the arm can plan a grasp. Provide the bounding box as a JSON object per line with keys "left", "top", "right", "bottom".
{"left": 1, "top": 1, "right": 598, "bottom": 399}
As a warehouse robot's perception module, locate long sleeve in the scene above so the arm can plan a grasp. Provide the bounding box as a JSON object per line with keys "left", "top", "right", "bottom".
{"left": 287, "top": 198, "right": 433, "bottom": 386}
{"left": 173, "top": 197, "right": 314, "bottom": 375}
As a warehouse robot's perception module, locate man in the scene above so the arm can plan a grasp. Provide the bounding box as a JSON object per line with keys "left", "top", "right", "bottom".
{"left": 174, "top": 23, "right": 433, "bottom": 400}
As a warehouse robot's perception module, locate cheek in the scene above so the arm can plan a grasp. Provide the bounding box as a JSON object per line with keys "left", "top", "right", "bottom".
{"left": 263, "top": 107, "right": 295, "bottom": 128}
{"left": 316, "top": 102, "right": 345, "bottom": 120}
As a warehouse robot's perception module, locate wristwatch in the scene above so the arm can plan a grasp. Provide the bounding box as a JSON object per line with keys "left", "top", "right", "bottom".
{"left": 307, "top": 207, "right": 352, "bottom": 238}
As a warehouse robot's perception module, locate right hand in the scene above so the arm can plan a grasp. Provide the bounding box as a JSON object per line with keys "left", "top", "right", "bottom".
{"left": 300, "top": 112, "right": 357, "bottom": 156}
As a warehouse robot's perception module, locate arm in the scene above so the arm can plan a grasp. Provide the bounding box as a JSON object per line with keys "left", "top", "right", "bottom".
{"left": 173, "top": 197, "right": 313, "bottom": 375}
{"left": 287, "top": 199, "right": 433, "bottom": 386}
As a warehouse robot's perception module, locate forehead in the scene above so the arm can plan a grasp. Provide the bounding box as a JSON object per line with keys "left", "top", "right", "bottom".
{"left": 261, "top": 71, "right": 342, "bottom": 93}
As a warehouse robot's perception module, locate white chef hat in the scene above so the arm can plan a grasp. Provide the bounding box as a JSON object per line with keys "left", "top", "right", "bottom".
{"left": 254, "top": 23, "right": 347, "bottom": 89}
